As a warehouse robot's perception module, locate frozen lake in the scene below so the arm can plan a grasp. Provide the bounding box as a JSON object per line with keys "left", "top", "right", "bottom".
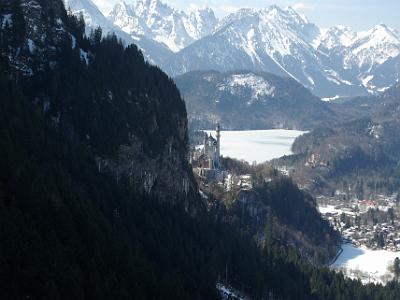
{"left": 332, "top": 243, "right": 400, "bottom": 284}
{"left": 205, "top": 129, "right": 306, "bottom": 164}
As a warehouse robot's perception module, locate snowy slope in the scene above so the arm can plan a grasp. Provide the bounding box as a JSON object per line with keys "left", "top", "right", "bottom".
{"left": 217, "top": 73, "right": 276, "bottom": 104}
{"left": 314, "top": 26, "right": 357, "bottom": 50}
{"left": 107, "top": 0, "right": 218, "bottom": 52}
{"left": 344, "top": 25, "right": 400, "bottom": 69}
{"left": 63, "top": 0, "right": 173, "bottom": 65}
{"left": 64, "top": 0, "right": 113, "bottom": 31}
{"left": 317, "top": 24, "right": 400, "bottom": 93}
{"left": 347, "top": 25, "right": 400, "bottom": 92}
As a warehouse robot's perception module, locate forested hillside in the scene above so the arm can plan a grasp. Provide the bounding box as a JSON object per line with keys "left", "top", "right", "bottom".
{"left": 175, "top": 70, "right": 337, "bottom": 130}
{"left": 271, "top": 84, "right": 400, "bottom": 197}
{"left": 200, "top": 162, "right": 341, "bottom": 265}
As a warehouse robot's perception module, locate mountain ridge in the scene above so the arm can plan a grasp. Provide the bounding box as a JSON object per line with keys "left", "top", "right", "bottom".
{"left": 164, "top": 5, "right": 400, "bottom": 98}
{"left": 64, "top": 0, "right": 400, "bottom": 98}
{"left": 107, "top": 0, "right": 218, "bottom": 53}
{"left": 175, "top": 69, "right": 339, "bottom": 130}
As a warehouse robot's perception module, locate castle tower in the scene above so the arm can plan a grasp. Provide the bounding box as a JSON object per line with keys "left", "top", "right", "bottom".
{"left": 203, "top": 132, "right": 209, "bottom": 155}
{"left": 216, "top": 123, "right": 221, "bottom": 169}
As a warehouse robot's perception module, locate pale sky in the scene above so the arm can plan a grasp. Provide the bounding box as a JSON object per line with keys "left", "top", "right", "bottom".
{"left": 93, "top": 0, "right": 400, "bottom": 32}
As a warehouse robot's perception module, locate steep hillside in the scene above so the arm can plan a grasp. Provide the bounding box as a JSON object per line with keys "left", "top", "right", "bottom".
{"left": 3, "top": 0, "right": 198, "bottom": 202}
{"left": 175, "top": 70, "right": 338, "bottom": 130}
{"left": 335, "top": 82, "right": 400, "bottom": 122}
{"left": 265, "top": 80, "right": 400, "bottom": 197}
{"left": 272, "top": 118, "right": 400, "bottom": 197}
{"left": 200, "top": 164, "right": 341, "bottom": 264}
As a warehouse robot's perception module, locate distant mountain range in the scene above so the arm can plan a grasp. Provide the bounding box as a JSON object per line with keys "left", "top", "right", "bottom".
{"left": 65, "top": 0, "right": 400, "bottom": 99}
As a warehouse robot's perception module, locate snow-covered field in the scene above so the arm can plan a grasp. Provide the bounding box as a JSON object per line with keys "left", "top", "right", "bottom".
{"left": 206, "top": 129, "right": 306, "bottom": 164}
{"left": 318, "top": 205, "right": 357, "bottom": 216}
{"left": 318, "top": 205, "right": 344, "bottom": 215}
{"left": 332, "top": 243, "right": 400, "bottom": 284}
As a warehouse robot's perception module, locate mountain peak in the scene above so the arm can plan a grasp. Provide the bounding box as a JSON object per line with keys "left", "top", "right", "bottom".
{"left": 375, "top": 23, "right": 388, "bottom": 30}
{"left": 285, "top": 6, "right": 310, "bottom": 22}
{"left": 316, "top": 25, "right": 356, "bottom": 49}
{"left": 108, "top": 0, "right": 218, "bottom": 52}
{"left": 369, "top": 23, "right": 398, "bottom": 38}
{"left": 147, "top": 0, "right": 170, "bottom": 11}
{"left": 112, "top": 1, "right": 128, "bottom": 12}
{"left": 227, "top": 8, "right": 257, "bottom": 18}
{"left": 263, "top": 5, "right": 287, "bottom": 19}
{"left": 64, "top": 0, "right": 128, "bottom": 35}
{"left": 284, "top": 5, "right": 296, "bottom": 13}
{"left": 265, "top": 4, "right": 284, "bottom": 12}
{"left": 355, "top": 23, "right": 400, "bottom": 46}
{"left": 189, "top": 6, "right": 215, "bottom": 18}
{"left": 334, "top": 25, "right": 352, "bottom": 31}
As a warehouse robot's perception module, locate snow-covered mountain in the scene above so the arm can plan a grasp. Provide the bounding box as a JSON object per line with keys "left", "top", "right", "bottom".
{"left": 316, "top": 24, "right": 400, "bottom": 94}
{"left": 318, "top": 24, "right": 400, "bottom": 69}
{"left": 163, "top": 6, "right": 400, "bottom": 98}
{"left": 108, "top": 0, "right": 218, "bottom": 53}
{"left": 63, "top": 0, "right": 173, "bottom": 65}
{"left": 64, "top": 0, "right": 400, "bottom": 98}
{"left": 64, "top": 0, "right": 114, "bottom": 32}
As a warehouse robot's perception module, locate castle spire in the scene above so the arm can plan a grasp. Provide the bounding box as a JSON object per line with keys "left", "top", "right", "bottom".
{"left": 216, "top": 123, "right": 221, "bottom": 169}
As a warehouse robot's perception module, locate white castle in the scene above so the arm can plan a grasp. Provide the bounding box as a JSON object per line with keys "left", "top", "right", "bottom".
{"left": 191, "top": 124, "right": 222, "bottom": 179}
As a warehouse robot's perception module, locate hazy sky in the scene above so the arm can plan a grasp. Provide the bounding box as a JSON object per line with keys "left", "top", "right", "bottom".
{"left": 93, "top": 0, "right": 400, "bottom": 31}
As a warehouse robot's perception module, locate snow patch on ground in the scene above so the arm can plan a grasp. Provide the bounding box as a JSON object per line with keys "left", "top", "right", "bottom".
{"left": 80, "top": 49, "right": 89, "bottom": 65}
{"left": 205, "top": 129, "right": 306, "bottom": 164}
{"left": 305, "top": 73, "right": 315, "bottom": 87}
{"left": 321, "top": 95, "right": 340, "bottom": 102}
{"left": 216, "top": 283, "right": 245, "bottom": 300}
{"left": 318, "top": 205, "right": 346, "bottom": 215}
{"left": 218, "top": 73, "right": 276, "bottom": 103}
{"left": 377, "top": 86, "right": 390, "bottom": 93}
{"left": 1, "top": 14, "right": 12, "bottom": 28}
{"left": 244, "top": 28, "right": 262, "bottom": 64}
{"left": 70, "top": 34, "right": 77, "bottom": 49}
{"left": 27, "top": 39, "right": 36, "bottom": 54}
{"left": 361, "top": 75, "right": 374, "bottom": 87}
{"left": 325, "top": 69, "right": 354, "bottom": 86}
